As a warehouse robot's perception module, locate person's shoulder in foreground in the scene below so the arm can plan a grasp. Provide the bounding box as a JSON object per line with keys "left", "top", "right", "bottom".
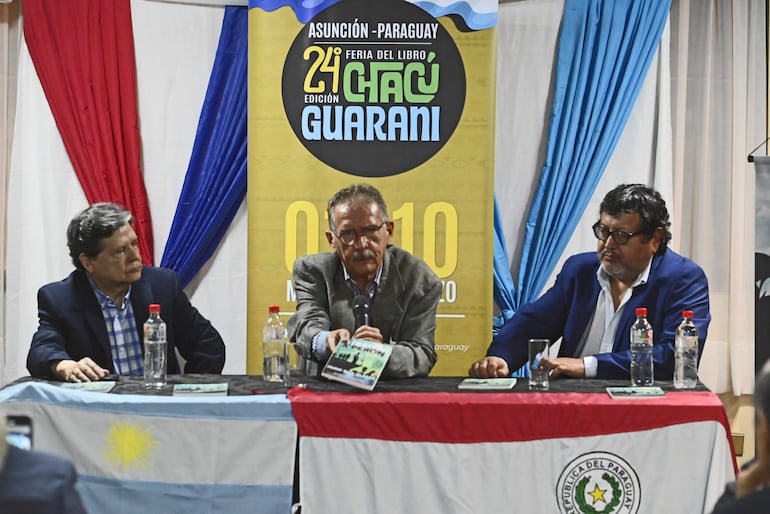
{"left": 710, "top": 359, "right": 770, "bottom": 513}
{"left": 0, "top": 422, "right": 87, "bottom": 513}
{"left": 468, "top": 182, "right": 710, "bottom": 380}
{"left": 288, "top": 183, "right": 441, "bottom": 378}
{"left": 27, "top": 201, "right": 225, "bottom": 382}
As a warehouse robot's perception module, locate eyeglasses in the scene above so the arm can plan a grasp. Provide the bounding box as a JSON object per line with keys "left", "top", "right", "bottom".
{"left": 332, "top": 221, "right": 387, "bottom": 246}
{"left": 592, "top": 223, "right": 644, "bottom": 245}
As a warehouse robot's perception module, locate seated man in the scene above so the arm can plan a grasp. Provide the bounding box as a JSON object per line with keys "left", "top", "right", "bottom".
{"left": 710, "top": 359, "right": 770, "bottom": 513}
{"left": 288, "top": 184, "right": 441, "bottom": 378}
{"left": 469, "top": 183, "right": 710, "bottom": 380}
{"left": 0, "top": 415, "right": 87, "bottom": 513}
{"left": 27, "top": 203, "right": 226, "bottom": 382}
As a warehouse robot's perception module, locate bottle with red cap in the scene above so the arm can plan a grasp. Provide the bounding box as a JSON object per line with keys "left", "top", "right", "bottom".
{"left": 143, "top": 303, "right": 167, "bottom": 389}
{"left": 674, "top": 310, "right": 699, "bottom": 389}
{"left": 630, "top": 307, "right": 653, "bottom": 386}
{"left": 263, "top": 305, "right": 287, "bottom": 383}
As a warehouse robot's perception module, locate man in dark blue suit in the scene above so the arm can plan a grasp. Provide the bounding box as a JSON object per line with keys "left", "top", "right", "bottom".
{"left": 0, "top": 420, "right": 87, "bottom": 513}
{"left": 711, "top": 358, "right": 770, "bottom": 513}
{"left": 469, "top": 184, "right": 710, "bottom": 380}
{"left": 27, "top": 203, "right": 225, "bottom": 382}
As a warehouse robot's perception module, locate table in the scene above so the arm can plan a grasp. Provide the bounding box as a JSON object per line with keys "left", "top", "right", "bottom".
{"left": 288, "top": 377, "right": 737, "bottom": 514}
{"left": 0, "top": 376, "right": 736, "bottom": 514}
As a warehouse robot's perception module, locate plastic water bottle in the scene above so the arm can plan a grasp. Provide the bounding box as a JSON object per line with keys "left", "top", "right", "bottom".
{"left": 630, "top": 307, "right": 653, "bottom": 386}
{"left": 674, "top": 310, "right": 699, "bottom": 389}
{"left": 263, "top": 305, "right": 288, "bottom": 383}
{"left": 143, "top": 304, "right": 167, "bottom": 389}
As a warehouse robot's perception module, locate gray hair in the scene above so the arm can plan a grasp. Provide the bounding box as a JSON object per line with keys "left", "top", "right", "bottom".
{"left": 327, "top": 184, "right": 389, "bottom": 230}
{"left": 67, "top": 203, "right": 133, "bottom": 270}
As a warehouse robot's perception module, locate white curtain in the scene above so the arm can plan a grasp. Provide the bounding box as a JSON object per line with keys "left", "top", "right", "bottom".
{"left": 0, "top": 1, "right": 20, "bottom": 387}
{"left": 668, "top": 0, "right": 765, "bottom": 395}
{"left": 0, "top": 0, "right": 764, "bottom": 395}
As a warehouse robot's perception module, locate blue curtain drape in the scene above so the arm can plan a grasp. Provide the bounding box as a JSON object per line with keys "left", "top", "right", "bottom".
{"left": 160, "top": 6, "right": 248, "bottom": 287}
{"left": 495, "top": 0, "right": 670, "bottom": 377}
{"left": 496, "top": 0, "right": 670, "bottom": 312}
{"left": 492, "top": 195, "right": 516, "bottom": 335}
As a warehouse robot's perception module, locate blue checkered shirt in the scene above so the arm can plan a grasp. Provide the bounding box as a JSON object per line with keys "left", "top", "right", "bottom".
{"left": 89, "top": 279, "right": 144, "bottom": 375}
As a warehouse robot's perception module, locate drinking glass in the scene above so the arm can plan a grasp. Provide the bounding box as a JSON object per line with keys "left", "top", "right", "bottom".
{"left": 528, "top": 339, "right": 550, "bottom": 391}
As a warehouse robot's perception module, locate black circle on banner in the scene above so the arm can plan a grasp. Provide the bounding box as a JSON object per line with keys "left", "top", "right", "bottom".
{"left": 282, "top": 0, "right": 466, "bottom": 177}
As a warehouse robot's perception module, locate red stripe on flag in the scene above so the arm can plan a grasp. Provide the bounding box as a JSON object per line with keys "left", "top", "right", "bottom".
{"left": 289, "top": 389, "right": 732, "bottom": 446}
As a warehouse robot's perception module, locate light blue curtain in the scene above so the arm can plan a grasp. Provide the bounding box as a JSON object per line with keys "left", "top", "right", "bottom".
{"left": 495, "top": 0, "right": 671, "bottom": 377}
{"left": 493, "top": 195, "right": 516, "bottom": 335}
{"left": 492, "top": 0, "right": 671, "bottom": 317}
{"left": 160, "top": 7, "right": 248, "bottom": 287}
{"left": 514, "top": 0, "right": 671, "bottom": 306}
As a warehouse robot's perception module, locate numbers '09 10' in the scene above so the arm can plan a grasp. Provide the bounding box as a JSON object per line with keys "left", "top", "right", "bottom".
{"left": 284, "top": 200, "right": 458, "bottom": 278}
{"left": 285, "top": 279, "right": 457, "bottom": 304}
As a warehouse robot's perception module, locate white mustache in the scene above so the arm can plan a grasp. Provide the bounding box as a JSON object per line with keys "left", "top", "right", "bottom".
{"left": 352, "top": 250, "right": 376, "bottom": 261}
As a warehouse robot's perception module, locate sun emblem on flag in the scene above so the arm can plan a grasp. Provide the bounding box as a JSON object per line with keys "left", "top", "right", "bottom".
{"left": 104, "top": 421, "right": 159, "bottom": 470}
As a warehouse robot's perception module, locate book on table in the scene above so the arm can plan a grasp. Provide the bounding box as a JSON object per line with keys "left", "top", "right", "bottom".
{"left": 172, "top": 383, "right": 229, "bottom": 396}
{"left": 60, "top": 381, "right": 116, "bottom": 393}
{"left": 606, "top": 386, "right": 665, "bottom": 399}
{"left": 458, "top": 378, "right": 517, "bottom": 390}
{"left": 321, "top": 337, "right": 393, "bottom": 391}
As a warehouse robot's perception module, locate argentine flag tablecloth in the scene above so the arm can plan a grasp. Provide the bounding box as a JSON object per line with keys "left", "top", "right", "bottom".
{"left": 0, "top": 382, "right": 296, "bottom": 514}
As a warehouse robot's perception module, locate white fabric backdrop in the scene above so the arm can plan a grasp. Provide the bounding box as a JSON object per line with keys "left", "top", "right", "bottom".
{"left": 0, "top": 0, "right": 764, "bottom": 395}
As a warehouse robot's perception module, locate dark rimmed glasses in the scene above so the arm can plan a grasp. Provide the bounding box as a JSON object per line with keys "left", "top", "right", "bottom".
{"left": 591, "top": 223, "right": 644, "bottom": 245}
{"left": 332, "top": 221, "right": 387, "bottom": 246}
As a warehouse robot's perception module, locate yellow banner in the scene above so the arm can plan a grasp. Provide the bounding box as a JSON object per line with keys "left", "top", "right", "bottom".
{"left": 247, "top": 1, "right": 495, "bottom": 375}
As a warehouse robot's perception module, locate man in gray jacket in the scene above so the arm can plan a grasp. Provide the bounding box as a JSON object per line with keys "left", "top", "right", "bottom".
{"left": 288, "top": 184, "right": 441, "bottom": 378}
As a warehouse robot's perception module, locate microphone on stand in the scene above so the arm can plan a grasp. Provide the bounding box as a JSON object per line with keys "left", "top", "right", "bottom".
{"left": 353, "top": 295, "right": 370, "bottom": 330}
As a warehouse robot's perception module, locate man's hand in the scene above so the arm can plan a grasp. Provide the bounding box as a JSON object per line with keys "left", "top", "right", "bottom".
{"left": 735, "top": 460, "right": 770, "bottom": 497}
{"left": 326, "top": 329, "right": 351, "bottom": 353}
{"left": 543, "top": 357, "right": 585, "bottom": 378}
{"left": 52, "top": 358, "right": 110, "bottom": 383}
{"left": 352, "top": 325, "right": 383, "bottom": 343}
{"left": 468, "top": 356, "right": 510, "bottom": 378}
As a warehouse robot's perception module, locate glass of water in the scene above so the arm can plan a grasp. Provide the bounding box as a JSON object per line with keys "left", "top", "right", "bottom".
{"left": 286, "top": 342, "right": 307, "bottom": 387}
{"left": 528, "top": 339, "right": 550, "bottom": 391}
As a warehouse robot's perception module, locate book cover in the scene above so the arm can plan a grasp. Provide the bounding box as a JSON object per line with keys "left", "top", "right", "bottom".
{"left": 60, "top": 381, "right": 116, "bottom": 393}
{"left": 172, "top": 383, "right": 229, "bottom": 396}
{"left": 458, "top": 378, "right": 517, "bottom": 390}
{"left": 321, "top": 338, "right": 393, "bottom": 391}
{"left": 606, "top": 386, "right": 665, "bottom": 399}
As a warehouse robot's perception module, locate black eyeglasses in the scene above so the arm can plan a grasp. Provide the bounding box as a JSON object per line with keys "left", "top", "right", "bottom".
{"left": 592, "top": 223, "right": 644, "bottom": 245}
{"left": 332, "top": 221, "right": 387, "bottom": 246}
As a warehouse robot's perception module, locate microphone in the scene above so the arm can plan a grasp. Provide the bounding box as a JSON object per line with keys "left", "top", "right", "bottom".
{"left": 353, "top": 295, "right": 370, "bottom": 330}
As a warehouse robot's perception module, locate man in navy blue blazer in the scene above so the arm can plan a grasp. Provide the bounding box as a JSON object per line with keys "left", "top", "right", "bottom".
{"left": 711, "top": 359, "right": 770, "bottom": 513}
{"left": 27, "top": 203, "right": 225, "bottom": 382}
{"left": 0, "top": 420, "right": 87, "bottom": 513}
{"left": 469, "top": 184, "right": 710, "bottom": 380}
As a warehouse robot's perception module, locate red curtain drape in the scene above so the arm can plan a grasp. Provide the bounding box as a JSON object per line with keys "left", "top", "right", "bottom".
{"left": 22, "top": 0, "right": 154, "bottom": 264}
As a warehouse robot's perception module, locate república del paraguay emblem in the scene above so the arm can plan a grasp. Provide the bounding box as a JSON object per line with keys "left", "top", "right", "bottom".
{"left": 556, "top": 452, "right": 641, "bottom": 514}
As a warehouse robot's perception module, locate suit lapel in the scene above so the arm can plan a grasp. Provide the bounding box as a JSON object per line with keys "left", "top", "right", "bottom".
{"left": 371, "top": 248, "right": 403, "bottom": 342}
{"left": 329, "top": 259, "right": 356, "bottom": 330}
{"left": 130, "top": 272, "right": 153, "bottom": 329}
{"left": 73, "top": 271, "right": 113, "bottom": 362}
{"left": 612, "top": 253, "right": 660, "bottom": 350}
